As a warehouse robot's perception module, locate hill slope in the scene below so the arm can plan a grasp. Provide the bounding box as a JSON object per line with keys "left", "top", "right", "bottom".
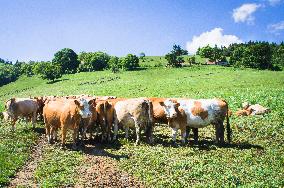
{"left": 0, "top": 66, "right": 284, "bottom": 187}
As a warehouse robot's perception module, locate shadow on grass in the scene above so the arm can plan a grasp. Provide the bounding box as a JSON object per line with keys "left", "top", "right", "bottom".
{"left": 152, "top": 133, "right": 264, "bottom": 151}
{"left": 47, "top": 78, "right": 69, "bottom": 84}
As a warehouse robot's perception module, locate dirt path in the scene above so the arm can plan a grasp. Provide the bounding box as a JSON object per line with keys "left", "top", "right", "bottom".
{"left": 76, "top": 145, "right": 144, "bottom": 188}
{"left": 8, "top": 136, "right": 144, "bottom": 188}
{"left": 9, "top": 135, "right": 46, "bottom": 188}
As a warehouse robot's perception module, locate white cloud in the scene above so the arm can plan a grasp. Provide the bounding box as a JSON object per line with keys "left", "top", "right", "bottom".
{"left": 268, "top": 20, "right": 284, "bottom": 35}
{"left": 186, "top": 28, "right": 243, "bottom": 54}
{"left": 268, "top": 0, "right": 282, "bottom": 6}
{"left": 232, "top": 3, "right": 261, "bottom": 24}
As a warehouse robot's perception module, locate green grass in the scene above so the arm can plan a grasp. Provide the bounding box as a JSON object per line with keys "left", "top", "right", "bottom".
{"left": 34, "top": 145, "right": 83, "bottom": 188}
{"left": 0, "top": 65, "right": 283, "bottom": 187}
{"left": 0, "top": 122, "right": 39, "bottom": 186}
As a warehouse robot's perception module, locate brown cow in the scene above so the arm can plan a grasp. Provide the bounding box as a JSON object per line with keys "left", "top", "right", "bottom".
{"left": 113, "top": 98, "right": 154, "bottom": 145}
{"left": 5, "top": 98, "right": 39, "bottom": 130}
{"left": 160, "top": 98, "right": 231, "bottom": 144}
{"left": 43, "top": 98, "right": 95, "bottom": 148}
{"left": 148, "top": 97, "right": 197, "bottom": 143}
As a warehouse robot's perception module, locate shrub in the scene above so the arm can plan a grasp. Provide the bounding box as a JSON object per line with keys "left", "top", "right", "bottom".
{"left": 108, "top": 56, "right": 120, "bottom": 73}
{"left": 0, "top": 63, "right": 20, "bottom": 86}
{"left": 52, "top": 48, "right": 79, "bottom": 74}
{"left": 40, "top": 62, "right": 62, "bottom": 83}
{"left": 78, "top": 52, "right": 110, "bottom": 72}
{"left": 120, "top": 54, "right": 139, "bottom": 70}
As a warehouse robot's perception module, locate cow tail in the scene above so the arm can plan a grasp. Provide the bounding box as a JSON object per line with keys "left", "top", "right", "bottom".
{"left": 104, "top": 101, "right": 108, "bottom": 129}
{"left": 146, "top": 100, "right": 153, "bottom": 137}
{"left": 226, "top": 101, "right": 232, "bottom": 143}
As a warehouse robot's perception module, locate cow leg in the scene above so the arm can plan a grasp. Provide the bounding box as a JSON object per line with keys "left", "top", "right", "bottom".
{"left": 89, "top": 122, "right": 95, "bottom": 140}
{"left": 107, "top": 122, "right": 112, "bottom": 142}
{"left": 214, "top": 124, "right": 220, "bottom": 144}
{"left": 171, "top": 127, "right": 178, "bottom": 143}
{"left": 134, "top": 122, "right": 141, "bottom": 145}
{"left": 180, "top": 126, "right": 187, "bottom": 144}
{"left": 72, "top": 127, "right": 79, "bottom": 150}
{"left": 61, "top": 127, "right": 67, "bottom": 148}
{"left": 185, "top": 126, "right": 191, "bottom": 142}
{"left": 193, "top": 128, "right": 198, "bottom": 144}
{"left": 125, "top": 126, "right": 129, "bottom": 139}
{"left": 53, "top": 127, "right": 58, "bottom": 142}
{"left": 32, "top": 112, "right": 37, "bottom": 128}
{"left": 11, "top": 117, "right": 18, "bottom": 131}
{"left": 216, "top": 122, "right": 225, "bottom": 144}
{"left": 113, "top": 118, "right": 118, "bottom": 140}
{"left": 46, "top": 124, "right": 51, "bottom": 143}
{"left": 145, "top": 125, "right": 154, "bottom": 144}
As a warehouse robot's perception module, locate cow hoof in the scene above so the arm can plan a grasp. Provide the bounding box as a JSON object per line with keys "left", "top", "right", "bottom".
{"left": 171, "top": 141, "right": 178, "bottom": 147}
{"left": 72, "top": 145, "right": 78, "bottom": 150}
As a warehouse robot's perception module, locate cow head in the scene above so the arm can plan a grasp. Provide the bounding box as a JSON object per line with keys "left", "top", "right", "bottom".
{"left": 242, "top": 102, "right": 250, "bottom": 110}
{"left": 159, "top": 99, "right": 179, "bottom": 119}
{"left": 74, "top": 98, "right": 95, "bottom": 118}
{"left": 5, "top": 98, "right": 17, "bottom": 117}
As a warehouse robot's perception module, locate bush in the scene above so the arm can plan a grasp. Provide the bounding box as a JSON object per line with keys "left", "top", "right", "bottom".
{"left": 120, "top": 54, "right": 139, "bottom": 70}
{"left": 0, "top": 63, "right": 20, "bottom": 86}
{"left": 52, "top": 48, "right": 79, "bottom": 74}
{"left": 78, "top": 52, "right": 110, "bottom": 72}
{"left": 40, "top": 62, "right": 62, "bottom": 83}
{"left": 165, "top": 44, "right": 188, "bottom": 67}
{"left": 108, "top": 56, "right": 120, "bottom": 73}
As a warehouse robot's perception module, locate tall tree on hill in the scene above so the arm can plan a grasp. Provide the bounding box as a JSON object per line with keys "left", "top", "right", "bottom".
{"left": 165, "top": 44, "right": 188, "bottom": 67}
{"left": 41, "top": 62, "right": 62, "bottom": 83}
{"left": 197, "top": 45, "right": 225, "bottom": 62}
{"left": 52, "top": 48, "right": 79, "bottom": 74}
{"left": 77, "top": 51, "right": 110, "bottom": 72}
{"left": 271, "top": 42, "right": 284, "bottom": 70}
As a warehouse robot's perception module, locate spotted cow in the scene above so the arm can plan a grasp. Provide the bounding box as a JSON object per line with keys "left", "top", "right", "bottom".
{"left": 160, "top": 98, "right": 231, "bottom": 144}
{"left": 113, "top": 98, "right": 154, "bottom": 145}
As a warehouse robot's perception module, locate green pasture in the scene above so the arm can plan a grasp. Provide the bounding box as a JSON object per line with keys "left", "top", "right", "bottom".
{"left": 0, "top": 65, "right": 283, "bottom": 187}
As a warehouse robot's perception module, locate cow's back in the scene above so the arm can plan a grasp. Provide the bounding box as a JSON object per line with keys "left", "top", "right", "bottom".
{"left": 178, "top": 99, "right": 228, "bottom": 128}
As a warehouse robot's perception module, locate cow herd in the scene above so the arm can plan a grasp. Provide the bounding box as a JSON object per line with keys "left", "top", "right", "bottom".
{"left": 2, "top": 95, "right": 232, "bottom": 149}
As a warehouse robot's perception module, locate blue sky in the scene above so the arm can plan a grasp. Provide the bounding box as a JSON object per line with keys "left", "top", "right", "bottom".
{"left": 0, "top": 0, "right": 283, "bottom": 62}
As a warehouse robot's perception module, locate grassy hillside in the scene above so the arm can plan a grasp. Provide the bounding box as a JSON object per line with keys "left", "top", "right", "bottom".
{"left": 0, "top": 65, "right": 283, "bottom": 187}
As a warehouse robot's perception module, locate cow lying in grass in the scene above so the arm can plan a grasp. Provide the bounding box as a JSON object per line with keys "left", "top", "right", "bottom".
{"left": 235, "top": 102, "right": 270, "bottom": 116}
{"left": 43, "top": 98, "right": 95, "bottom": 149}
{"left": 160, "top": 98, "right": 231, "bottom": 144}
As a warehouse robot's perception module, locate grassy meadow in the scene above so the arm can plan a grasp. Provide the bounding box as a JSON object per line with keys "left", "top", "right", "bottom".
{"left": 0, "top": 62, "right": 283, "bottom": 187}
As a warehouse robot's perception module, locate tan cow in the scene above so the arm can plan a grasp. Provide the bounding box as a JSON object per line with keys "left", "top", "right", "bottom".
{"left": 5, "top": 98, "right": 39, "bottom": 130}
{"left": 113, "top": 98, "right": 154, "bottom": 145}
{"left": 160, "top": 98, "right": 231, "bottom": 144}
{"left": 43, "top": 98, "right": 94, "bottom": 148}
{"left": 242, "top": 102, "right": 270, "bottom": 115}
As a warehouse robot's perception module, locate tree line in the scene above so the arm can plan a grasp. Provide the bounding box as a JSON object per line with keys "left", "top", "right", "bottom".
{"left": 0, "top": 41, "right": 283, "bottom": 86}
{"left": 196, "top": 41, "right": 284, "bottom": 71}
{"left": 0, "top": 49, "right": 140, "bottom": 85}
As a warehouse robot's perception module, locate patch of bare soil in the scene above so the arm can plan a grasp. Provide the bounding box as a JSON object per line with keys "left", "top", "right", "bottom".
{"left": 8, "top": 134, "right": 46, "bottom": 188}
{"left": 75, "top": 145, "right": 144, "bottom": 188}
{"left": 8, "top": 136, "right": 144, "bottom": 188}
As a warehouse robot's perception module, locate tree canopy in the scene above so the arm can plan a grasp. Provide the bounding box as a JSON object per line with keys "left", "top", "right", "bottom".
{"left": 52, "top": 48, "right": 79, "bottom": 74}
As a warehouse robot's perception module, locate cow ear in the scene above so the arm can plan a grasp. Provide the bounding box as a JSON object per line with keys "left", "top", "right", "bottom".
{"left": 88, "top": 99, "right": 95, "bottom": 105}
{"left": 11, "top": 98, "right": 16, "bottom": 102}
{"left": 74, "top": 100, "right": 80, "bottom": 106}
{"left": 159, "top": 101, "right": 164, "bottom": 106}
